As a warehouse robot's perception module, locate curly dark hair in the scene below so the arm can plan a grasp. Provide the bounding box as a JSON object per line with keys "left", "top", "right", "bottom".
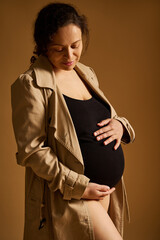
{"left": 32, "top": 2, "right": 89, "bottom": 60}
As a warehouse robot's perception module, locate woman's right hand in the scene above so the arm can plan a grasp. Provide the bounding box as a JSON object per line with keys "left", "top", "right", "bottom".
{"left": 81, "top": 182, "right": 115, "bottom": 200}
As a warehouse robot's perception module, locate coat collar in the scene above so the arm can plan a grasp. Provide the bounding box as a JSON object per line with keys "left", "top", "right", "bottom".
{"left": 32, "top": 55, "right": 97, "bottom": 91}
{"left": 32, "top": 55, "right": 56, "bottom": 90}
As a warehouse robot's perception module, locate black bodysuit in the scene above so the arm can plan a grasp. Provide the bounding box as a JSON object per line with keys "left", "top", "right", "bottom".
{"left": 63, "top": 94, "right": 124, "bottom": 188}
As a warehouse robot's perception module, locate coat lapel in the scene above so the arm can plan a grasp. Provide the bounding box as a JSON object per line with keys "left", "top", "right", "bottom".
{"left": 74, "top": 63, "right": 115, "bottom": 118}
{"left": 50, "top": 85, "right": 84, "bottom": 163}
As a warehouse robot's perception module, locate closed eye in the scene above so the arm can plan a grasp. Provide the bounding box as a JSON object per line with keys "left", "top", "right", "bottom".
{"left": 54, "top": 48, "right": 64, "bottom": 52}
{"left": 71, "top": 44, "right": 79, "bottom": 49}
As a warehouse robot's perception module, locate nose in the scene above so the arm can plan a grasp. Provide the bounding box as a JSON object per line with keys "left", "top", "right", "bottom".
{"left": 64, "top": 47, "right": 73, "bottom": 60}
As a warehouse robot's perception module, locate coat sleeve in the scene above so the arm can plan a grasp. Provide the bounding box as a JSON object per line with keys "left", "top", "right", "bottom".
{"left": 89, "top": 67, "right": 135, "bottom": 144}
{"left": 11, "top": 73, "right": 89, "bottom": 201}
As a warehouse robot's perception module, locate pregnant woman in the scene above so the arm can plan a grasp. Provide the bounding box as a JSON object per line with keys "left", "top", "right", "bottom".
{"left": 11, "top": 3, "right": 135, "bottom": 240}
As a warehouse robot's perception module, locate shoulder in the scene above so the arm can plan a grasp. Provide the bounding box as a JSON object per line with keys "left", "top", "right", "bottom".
{"left": 11, "top": 67, "right": 46, "bottom": 104}
{"left": 11, "top": 67, "right": 36, "bottom": 91}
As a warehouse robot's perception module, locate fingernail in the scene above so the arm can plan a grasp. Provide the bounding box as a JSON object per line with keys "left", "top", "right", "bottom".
{"left": 94, "top": 132, "right": 97, "bottom": 136}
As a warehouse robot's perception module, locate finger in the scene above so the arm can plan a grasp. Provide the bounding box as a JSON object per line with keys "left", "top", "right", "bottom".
{"left": 98, "top": 187, "right": 115, "bottom": 197}
{"left": 107, "top": 187, "right": 116, "bottom": 194}
{"left": 94, "top": 125, "right": 112, "bottom": 137}
{"left": 97, "top": 185, "right": 110, "bottom": 192}
{"left": 97, "top": 191, "right": 109, "bottom": 198}
{"left": 104, "top": 135, "right": 116, "bottom": 146}
{"left": 114, "top": 139, "right": 121, "bottom": 150}
{"left": 96, "top": 130, "right": 114, "bottom": 141}
{"left": 97, "top": 118, "right": 111, "bottom": 127}
{"left": 98, "top": 192, "right": 109, "bottom": 198}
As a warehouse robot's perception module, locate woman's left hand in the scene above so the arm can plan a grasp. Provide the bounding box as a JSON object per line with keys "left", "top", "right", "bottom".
{"left": 93, "top": 118, "right": 124, "bottom": 150}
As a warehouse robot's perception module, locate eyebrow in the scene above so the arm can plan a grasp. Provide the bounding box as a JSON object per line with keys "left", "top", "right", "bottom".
{"left": 50, "top": 39, "right": 81, "bottom": 46}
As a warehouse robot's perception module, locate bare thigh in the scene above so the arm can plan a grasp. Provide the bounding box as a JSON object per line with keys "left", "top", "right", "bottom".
{"left": 86, "top": 196, "right": 123, "bottom": 240}
{"left": 99, "top": 194, "right": 110, "bottom": 212}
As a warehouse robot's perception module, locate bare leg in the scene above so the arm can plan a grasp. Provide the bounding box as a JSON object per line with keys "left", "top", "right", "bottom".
{"left": 99, "top": 195, "right": 110, "bottom": 212}
{"left": 86, "top": 196, "right": 123, "bottom": 240}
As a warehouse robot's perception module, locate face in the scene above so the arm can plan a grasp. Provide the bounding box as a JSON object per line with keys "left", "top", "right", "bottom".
{"left": 46, "top": 24, "right": 83, "bottom": 72}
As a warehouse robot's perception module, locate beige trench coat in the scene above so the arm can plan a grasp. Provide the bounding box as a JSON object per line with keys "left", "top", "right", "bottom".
{"left": 11, "top": 55, "right": 135, "bottom": 240}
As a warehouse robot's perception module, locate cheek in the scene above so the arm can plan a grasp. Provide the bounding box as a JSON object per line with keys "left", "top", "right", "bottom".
{"left": 49, "top": 54, "right": 62, "bottom": 63}
{"left": 75, "top": 48, "right": 82, "bottom": 57}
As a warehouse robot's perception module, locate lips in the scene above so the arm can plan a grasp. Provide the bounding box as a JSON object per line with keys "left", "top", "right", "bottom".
{"left": 63, "top": 61, "right": 74, "bottom": 66}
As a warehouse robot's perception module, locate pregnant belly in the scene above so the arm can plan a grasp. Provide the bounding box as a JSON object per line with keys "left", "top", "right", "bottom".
{"left": 80, "top": 140, "right": 125, "bottom": 188}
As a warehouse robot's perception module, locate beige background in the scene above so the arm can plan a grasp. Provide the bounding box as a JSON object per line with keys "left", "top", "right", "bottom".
{"left": 0, "top": 0, "right": 160, "bottom": 239}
